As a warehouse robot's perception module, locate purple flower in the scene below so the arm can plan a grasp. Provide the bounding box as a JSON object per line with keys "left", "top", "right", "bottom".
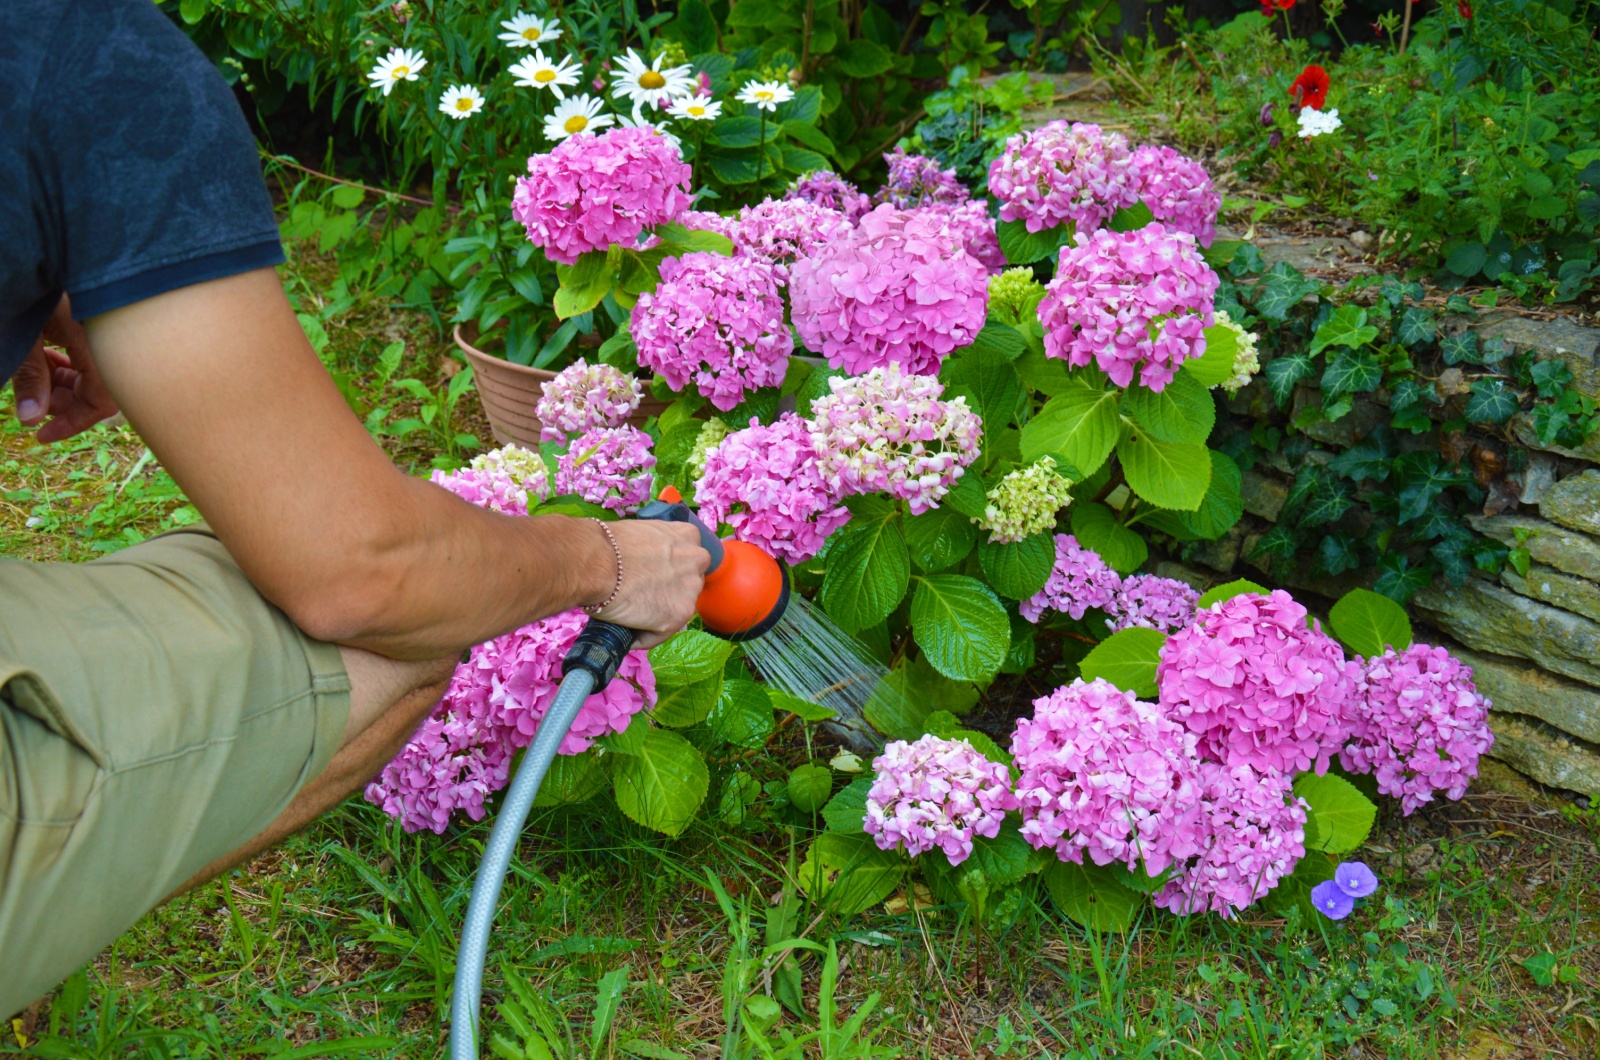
{"left": 1260, "top": 102, "right": 1276, "bottom": 126}
{"left": 988, "top": 120, "right": 1140, "bottom": 236}
{"left": 1311, "top": 879, "right": 1356, "bottom": 920}
{"left": 1020, "top": 534, "right": 1121, "bottom": 623}
{"left": 875, "top": 147, "right": 969, "bottom": 209}
{"left": 864, "top": 735, "right": 1019, "bottom": 866}
{"left": 1108, "top": 573, "right": 1200, "bottom": 634}
{"left": 1334, "top": 860, "right": 1378, "bottom": 898}
{"left": 788, "top": 169, "right": 872, "bottom": 221}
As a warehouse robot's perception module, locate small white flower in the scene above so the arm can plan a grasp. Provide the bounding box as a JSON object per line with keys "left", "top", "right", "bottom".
{"left": 610, "top": 48, "right": 695, "bottom": 117}
{"left": 667, "top": 95, "right": 722, "bottom": 121}
{"left": 438, "top": 84, "right": 485, "bottom": 120}
{"left": 1297, "top": 106, "right": 1343, "bottom": 139}
{"left": 736, "top": 80, "right": 794, "bottom": 112}
{"left": 509, "top": 49, "right": 581, "bottom": 99}
{"left": 499, "top": 11, "right": 561, "bottom": 47}
{"left": 544, "top": 94, "right": 615, "bottom": 141}
{"left": 367, "top": 47, "right": 427, "bottom": 96}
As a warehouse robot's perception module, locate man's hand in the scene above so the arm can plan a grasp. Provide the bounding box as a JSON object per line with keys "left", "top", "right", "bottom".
{"left": 14, "top": 295, "right": 119, "bottom": 442}
{"left": 588, "top": 520, "right": 710, "bottom": 649}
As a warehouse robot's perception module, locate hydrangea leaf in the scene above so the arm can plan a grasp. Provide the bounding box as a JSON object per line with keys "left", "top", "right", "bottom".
{"left": 1291, "top": 772, "right": 1377, "bottom": 854}
{"left": 922, "top": 709, "right": 1010, "bottom": 767}
{"left": 822, "top": 775, "right": 873, "bottom": 833}
{"left": 1183, "top": 324, "right": 1239, "bottom": 387}
{"left": 1177, "top": 450, "right": 1243, "bottom": 541}
{"left": 821, "top": 509, "right": 910, "bottom": 633}
{"left": 1014, "top": 346, "right": 1075, "bottom": 396}
{"left": 1197, "top": 578, "right": 1267, "bottom": 609}
{"left": 1108, "top": 860, "right": 1174, "bottom": 894}
{"left": 1117, "top": 430, "right": 1211, "bottom": 511}
{"left": 905, "top": 505, "right": 978, "bottom": 572}
{"left": 831, "top": 38, "right": 895, "bottom": 78}
{"left": 864, "top": 655, "right": 979, "bottom": 739}
{"left": 978, "top": 531, "right": 1056, "bottom": 600}
{"left": 652, "top": 674, "right": 723, "bottom": 728}
{"left": 944, "top": 345, "right": 1023, "bottom": 436}
{"left": 650, "top": 630, "right": 735, "bottom": 686}
{"left": 1043, "top": 859, "right": 1145, "bottom": 932}
{"left": 997, "top": 218, "right": 1074, "bottom": 266}
{"left": 707, "top": 678, "right": 775, "bottom": 749}
{"left": 910, "top": 575, "right": 1011, "bottom": 683}
{"left": 1108, "top": 200, "right": 1156, "bottom": 232}
{"left": 706, "top": 115, "right": 764, "bottom": 148}
{"left": 1327, "top": 588, "right": 1413, "bottom": 657}
{"left": 798, "top": 833, "right": 904, "bottom": 915}
{"left": 1070, "top": 502, "right": 1148, "bottom": 574}
{"left": 941, "top": 468, "right": 990, "bottom": 519}
{"left": 1077, "top": 627, "right": 1167, "bottom": 698}
{"left": 597, "top": 713, "right": 649, "bottom": 755}
{"left": 1263, "top": 849, "right": 1336, "bottom": 919}
{"left": 968, "top": 321, "right": 1026, "bottom": 362}
{"left": 1020, "top": 387, "right": 1121, "bottom": 477}
{"left": 787, "top": 763, "right": 835, "bottom": 813}
{"left": 769, "top": 688, "right": 838, "bottom": 722}
{"left": 1121, "top": 372, "right": 1216, "bottom": 445}
{"left": 610, "top": 728, "right": 710, "bottom": 837}
{"left": 533, "top": 751, "right": 609, "bottom": 807}
{"left": 1200, "top": 239, "right": 1245, "bottom": 269}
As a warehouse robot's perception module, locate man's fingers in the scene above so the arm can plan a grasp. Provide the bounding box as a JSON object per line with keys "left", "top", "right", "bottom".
{"left": 12, "top": 341, "right": 53, "bottom": 425}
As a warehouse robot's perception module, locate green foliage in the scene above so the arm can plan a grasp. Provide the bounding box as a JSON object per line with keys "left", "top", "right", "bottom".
{"left": 1328, "top": 589, "right": 1414, "bottom": 658}
{"left": 1077, "top": 627, "right": 1167, "bottom": 698}
{"left": 1293, "top": 773, "right": 1379, "bottom": 855}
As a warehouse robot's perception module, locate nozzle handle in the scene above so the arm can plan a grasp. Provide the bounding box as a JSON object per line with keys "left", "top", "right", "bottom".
{"left": 562, "top": 618, "right": 635, "bottom": 686}
{"left": 636, "top": 499, "right": 724, "bottom": 574}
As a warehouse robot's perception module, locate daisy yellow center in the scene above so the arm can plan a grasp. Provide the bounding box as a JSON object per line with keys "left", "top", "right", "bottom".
{"left": 521, "top": 27, "right": 540, "bottom": 39}
{"left": 754, "top": 89, "right": 774, "bottom": 100}
{"left": 687, "top": 104, "right": 705, "bottom": 116}
{"left": 534, "top": 68, "right": 557, "bottom": 82}
{"left": 639, "top": 70, "right": 666, "bottom": 90}
{"left": 564, "top": 114, "right": 589, "bottom": 133}
{"left": 393, "top": 65, "right": 410, "bottom": 77}
{"left": 455, "top": 98, "right": 474, "bottom": 111}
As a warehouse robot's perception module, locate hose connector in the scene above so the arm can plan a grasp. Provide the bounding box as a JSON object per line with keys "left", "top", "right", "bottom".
{"left": 561, "top": 620, "right": 635, "bottom": 685}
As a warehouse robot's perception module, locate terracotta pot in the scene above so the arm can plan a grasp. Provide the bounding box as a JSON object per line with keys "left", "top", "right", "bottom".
{"left": 453, "top": 323, "right": 670, "bottom": 448}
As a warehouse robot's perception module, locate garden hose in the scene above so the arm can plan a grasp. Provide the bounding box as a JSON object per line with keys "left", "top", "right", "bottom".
{"left": 449, "top": 497, "right": 793, "bottom": 1057}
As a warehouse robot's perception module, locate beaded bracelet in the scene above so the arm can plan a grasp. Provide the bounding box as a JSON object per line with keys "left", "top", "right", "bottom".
{"left": 583, "top": 518, "right": 624, "bottom": 616}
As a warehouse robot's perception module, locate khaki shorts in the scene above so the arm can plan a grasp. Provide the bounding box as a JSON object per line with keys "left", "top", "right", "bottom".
{"left": 0, "top": 528, "right": 350, "bottom": 1017}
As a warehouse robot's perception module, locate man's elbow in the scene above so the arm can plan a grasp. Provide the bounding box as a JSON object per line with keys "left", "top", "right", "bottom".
{"left": 268, "top": 545, "right": 412, "bottom": 647}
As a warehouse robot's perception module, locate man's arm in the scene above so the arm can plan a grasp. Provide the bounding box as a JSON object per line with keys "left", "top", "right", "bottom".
{"left": 83, "top": 267, "right": 706, "bottom": 657}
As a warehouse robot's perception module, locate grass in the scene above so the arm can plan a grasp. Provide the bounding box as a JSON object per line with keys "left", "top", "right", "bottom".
{"left": 3, "top": 249, "right": 1598, "bottom": 1059}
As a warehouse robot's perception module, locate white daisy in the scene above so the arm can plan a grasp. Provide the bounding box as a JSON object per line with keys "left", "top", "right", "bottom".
{"left": 544, "top": 94, "right": 615, "bottom": 141}
{"left": 367, "top": 47, "right": 427, "bottom": 97}
{"left": 736, "top": 80, "right": 794, "bottom": 112}
{"left": 509, "top": 49, "right": 581, "bottom": 99}
{"left": 666, "top": 95, "right": 722, "bottom": 121}
{"left": 609, "top": 48, "right": 695, "bottom": 117}
{"left": 438, "top": 84, "right": 486, "bottom": 120}
{"left": 498, "top": 11, "right": 561, "bottom": 47}
{"left": 617, "top": 114, "right": 683, "bottom": 155}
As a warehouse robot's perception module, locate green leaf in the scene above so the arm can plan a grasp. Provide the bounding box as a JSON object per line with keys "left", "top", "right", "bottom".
{"left": 707, "top": 115, "right": 765, "bottom": 148}
{"left": 1070, "top": 502, "right": 1147, "bottom": 574}
{"left": 822, "top": 776, "right": 872, "bottom": 833}
{"left": 706, "top": 151, "right": 760, "bottom": 185}
{"left": 904, "top": 505, "right": 978, "bottom": 572}
{"left": 997, "top": 218, "right": 1072, "bottom": 266}
{"left": 1465, "top": 379, "right": 1519, "bottom": 425}
{"left": 1014, "top": 347, "right": 1074, "bottom": 396}
{"left": 781, "top": 85, "right": 823, "bottom": 124}
{"left": 1264, "top": 849, "right": 1335, "bottom": 919}
{"left": 1254, "top": 263, "right": 1320, "bottom": 321}
{"left": 533, "top": 752, "right": 608, "bottom": 807}
{"left": 649, "top": 630, "right": 735, "bottom": 685}
{"left": 1263, "top": 352, "right": 1314, "bottom": 407}
{"left": 610, "top": 728, "right": 710, "bottom": 837}
{"left": 943, "top": 344, "right": 1023, "bottom": 434}
{"left": 673, "top": 0, "right": 718, "bottom": 53}
{"left": 1121, "top": 373, "right": 1216, "bottom": 445}
{"left": 1184, "top": 324, "right": 1239, "bottom": 387}
{"left": 1108, "top": 860, "right": 1173, "bottom": 894}
{"left": 941, "top": 468, "right": 989, "bottom": 519}
{"left": 831, "top": 38, "right": 895, "bottom": 77}
{"left": 1201, "top": 239, "right": 1246, "bottom": 269}
{"left": 1077, "top": 627, "right": 1167, "bottom": 697}
{"left": 1108, "top": 200, "right": 1156, "bottom": 232}
{"left": 1445, "top": 242, "right": 1487, "bottom": 277}
{"left": 788, "top": 763, "right": 835, "bottom": 814}
{"left": 1292, "top": 772, "right": 1378, "bottom": 854}
{"left": 821, "top": 505, "right": 909, "bottom": 633}
{"left": 769, "top": 689, "right": 838, "bottom": 722}
{"left": 910, "top": 575, "right": 1011, "bottom": 682}
{"left": 653, "top": 222, "right": 735, "bottom": 256}
{"left": 1310, "top": 305, "right": 1379, "bottom": 356}
{"left": 1440, "top": 331, "right": 1482, "bottom": 366}
{"left": 553, "top": 252, "right": 614, "bottom": 319}
{"left": 1520, "top": 952, "right": 1560, "bottom": 987}
{"left": 1177, "top": 450, "right": 1243, "bottom": 540}
{"left": 1043, "top": 860, "right": 1144, "bottom": 932}
{"left": 707, "top": 679, "right": 775, "bottom": 749}
{"left": 798, "top": 833, "right": 904, "bottom": 915}
{"left": 1021, "top": 387, "right": 1122, "bottom": 477}
{"left": 652, "top": 675, "right": 723, "bottom": 728}
{"left": 1327, "top": 588, "right": 1413, "bottom": 657}
{"left": 1321, "top": 350, "right": 1384, "bottom": 398}
{"left": 1117, "top": 431, "right": 1211, "bottom": 511}
{"left": 922, "top": 709, "right": 1010, "bottom": 765}
{"left": 1396, "top": 306, "right": 1437, "bottom": 347}
{"left": 968, "top": 321, "right": 1026, "bottom": 361}
{"left": 864, "top": 655, "right": 978, "bottom": 738}
{"left": 978, "top": 530, "right": 1056, "bottom": 599}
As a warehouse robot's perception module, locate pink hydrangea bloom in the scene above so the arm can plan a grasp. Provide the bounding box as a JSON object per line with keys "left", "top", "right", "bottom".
{"left": 1157, "top": 590, "right": 1361, "bottom": 775}
{"left": 677, "top": 208, "right": 739, "bottom": 241}
{"left": 1011, "top": 679, "right": 1203, "bottom": 876}
{"left": 1153, "top": 762, "right": 1308, "bottom": 918}
{"left": 1019, "top": 534, "right": 1122, "bottom": 623}
{"left": 1108, "top": 574, "right": 1201, "bottom": 633}
{"left": 431, "top": 455, "right": 543, "bottom": 516}
{"left": 914, "top": 200, "right": 1006, "bottom": 274}
{"left": 512, "top": 126, "right": 693, "bottom": 265}
{"left": 876, "top": 147, "right": 969, "bottom": 208}
{"left": 987, "top": 120, "right": 1139, "bottom": 235}
{"left": 554, "top": 424, "right": 656, "bottom": 514}
{"left": 535, "top": 359, "right": 644, "bottom": 442}
{"left": 789, "top": 204, "right": 989, "bottom": 378}
{"left": 364, "top": 708, "right": 514, "bottom": 834}
{"left": 731, "top": 197, "right": 854, "bottom": 276}
{"left": 863, "top": 735, "right": 1019, "bottom": 866}
{"left": 1129, "top": 144, "right": 1222, "bottom": 249}
{"left": 630, "top": 251, "right": 792, "bottom": 411}
{"left": 695, "top": 413, "right": 850, "bottom": 565}
{"left": 1038, "top": 223, "right": 1219, "bottom": 391}
{"left": 788, "top": 170, "right": 871, "bottom": 222}
{"left": 1341, "top": 644, "right": 1495, "bottom": 815}
{"left": 807, "top": 363, "right": 982, "bottom": 515}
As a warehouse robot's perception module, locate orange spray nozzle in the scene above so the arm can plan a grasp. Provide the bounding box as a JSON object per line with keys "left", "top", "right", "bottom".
{"left": 638, "top": 489, "right": 790, "bottom": 640}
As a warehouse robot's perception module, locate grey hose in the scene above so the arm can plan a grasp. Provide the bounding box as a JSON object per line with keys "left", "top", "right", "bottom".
{"left": 449, "top": 668, "right": 596, "bottom": 1059}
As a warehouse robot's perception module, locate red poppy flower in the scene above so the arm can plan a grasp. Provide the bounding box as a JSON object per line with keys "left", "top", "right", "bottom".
{"left": 1259, "top": 0, "right": 1294, "bottom": 13}
{"left": 1457, "top": 0, "right": 1472, "bottom": 16}
{"left": 1290, "top": 64, "right": 1331, "bottom": 111}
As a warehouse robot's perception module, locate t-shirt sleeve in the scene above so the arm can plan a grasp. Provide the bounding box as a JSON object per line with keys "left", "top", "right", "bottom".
{"left": 33, "top": 0, "right": 284, "bottom": 321}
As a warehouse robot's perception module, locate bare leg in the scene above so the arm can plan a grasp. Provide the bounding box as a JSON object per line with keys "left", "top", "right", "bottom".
{"left": 167, "top": 647, "right": 457, "bottom": 897}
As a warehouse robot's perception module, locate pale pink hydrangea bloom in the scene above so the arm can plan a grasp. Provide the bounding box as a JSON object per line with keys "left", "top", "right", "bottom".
{"left": 914, "top": 199, "right": 1006, "bottom": 274}
{"left": 512, "top": 126, "right": 692, "bottom": 265}
{"left": 364, "top": 708, "right": 514, "bottom": 834}
{"left": 789, "top": 204, "right": 989, "bottom": 378}
{"left": 1019, "top": 534, "right": 1122, "bottom": 622}
{"left": 1011, "top": 679, "right": 1204, "bottom": 875}
{"left": 1038, "top": 223, "right": 1219, "bottom": 391}
{"left": 807, "top": 363, "right": 982, "bottom": 515}
{"left": 431, "top": 457, "right": 541, "bottom": 516}
{"left": 788, "top": 170, "right": 871, "bottom": 222}
{"left": 1157, "top": 590, "right": 1361, "bottom": 776}
{"left": 1129, "top": 144, "right": 1222, "bottom": 249}
{"left": 535, "top": 359, "right": 644, "bottom": 442}
{"left": 730, "top": 197, "right": 854, "bottom": 277}
{"left": 554, "top": 424, "right": 656, "bottom": 514}
{"left": 987, "top": 120, "right": 1139, "bottom": 235}
{"left": 695, "top": 413, "right": 850, "bottom": 565}
{"left": 1108, "top": 574, "right": 1201, "bottom": 633}
{"left": 1341, "top": 644, "right": 1495, "bottom": 815}
{"left": 1153, "top": 762, "right": 1308, "bottom": 918}
{"left": 875, "top": 147, "right": 969, "bottom": 208}
{"left": 630, "top": 251, "right": 792, "bottom": 411}
{"left": 863, "top": 734, "right": 1019, "bottom": 866}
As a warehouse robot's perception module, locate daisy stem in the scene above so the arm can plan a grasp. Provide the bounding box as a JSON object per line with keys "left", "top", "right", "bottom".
{"left": 756, "top": 111, "right": 767, "bottom": 183}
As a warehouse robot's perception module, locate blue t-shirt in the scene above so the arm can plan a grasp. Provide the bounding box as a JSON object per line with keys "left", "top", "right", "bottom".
{"left": 0, "top": 0, "right": 284, "bottom": 383}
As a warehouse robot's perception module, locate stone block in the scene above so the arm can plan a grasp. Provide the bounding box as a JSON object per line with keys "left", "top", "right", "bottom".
{"left": 1477, "top": 313, "right": 1600, "bottom": 404}
{"left": 1412, "top": 577, "right": 1600, "bottom": 688}
{"left": 1483, "top": 711, "right": 1600, "bottom": 798}
{"left": 1188, "top": 524, "right": 1245, "bottom": 573}
{"left": 1501, "top": 564, "right": 1600, "bottom": 626}
{"left": 1540, "top": 469, "right": 1600, "bottom": 536}
{"left": 1509, "top": 412, "right": 1600, "bottom": 463}
{"left": 1469, "top": 513, "right": 1600, "bottom": 582}
{"left": 1241, "top": 468, "right": 1287, "bottom": 521}
{"left": 1443, "top": 641, "right": 1600, "bottom": 745}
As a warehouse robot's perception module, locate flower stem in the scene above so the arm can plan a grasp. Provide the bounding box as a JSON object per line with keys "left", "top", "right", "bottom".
{"left": 756, "top": 111, "right": 767, "bottom": 183}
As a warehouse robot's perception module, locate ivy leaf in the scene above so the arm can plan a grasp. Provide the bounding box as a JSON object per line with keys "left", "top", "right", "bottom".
{"left": 1328, "top": 588, "right": 1413, "bottom": 657}
{"left": 610, "top": 728, "right": 710, "bottom": 837}
{"left": 1043, "top": 860, "right": 1144, "bottom": 932}
{"left": 1121, "top": 373, "right": 1216, "bottom": 445}
{"left": 1529, "top": 358, "right": 1573, "bottom": 399}
{"left": 1020, "top": 387, "right": 1122, "bottom": 477}
{"left": 1071, "top": 502, "right": 1148, "bottom": 573}
{"left": 1077, "top": 627, "right": 1167, "bottom": 698}
{"left": 1178, "top": 449, "right": 1244, "bottom": 541}
{"left": 1317, "top": 532, "right": 1363, "bottom": 576}
{"left": 707, "top": 679, "right": 775, "bottom": 749}
{"left": 1264, "top": 352, "right": 1315, "bottom": 407}
{"left": 1372, "top": 553, "right": 1432, "bottom": 602}
{"left": 1464, "top": 379, "right": 1519, "bottom": 424}
{"left": 1396, "top": 306, "right": 1437, "bottom": 347}
{"left": 1248, "top": 523, "right": 1300, "bottom": 562}
{"left": 1292, "top": 772, "right": 1378, "bottom": 854}
{"left": 1117, "top": 430, "right": 1212, "bottom": 511}
{"left": 1440, "top": 331, "right": 1483, "bottom": 366}
{"left": 997, "top": 218, "right": 1073, "bottom": 265}
{"left": 904, "top": 505, "right": 977, "bottom": 572}
{"left": 650, "top": 631, "right": 735, "bottom": 686}
{"left": 1321, "top": 350, "right": 1384, "bottom": 398}
{"left": 1253, "top": 262, "right": 1320, "bottom": 321}
{"left": 1326, "top": 429, "right": 1395, "bottom": 481}
{"left": 798, "top": 833, "right": 904, "bottom": 916}
{"left": 1197, "top": 578, "right": 1267, "bottom": 608}
{"left": 1183, "top": 323, "right": 1240, "bottom": 387}
{"left": 821, "top": 775, "right": 872, "bottom": 833}
{"left": 1295, "top": 476, "right": 1354, "bottom": 529}
{"left": 910, "top": 575, "right": 1011, "bottom": 682}
{"left": 1394, "top": 452, "right": 1473, "bottom": 524}
{"left": 978, "top": 531, "right": 1057, "bottom": 599}
{"left": 821, "top": 506, "right": 909, "bottom": 632}
{"left": 1310, "top": 305, "right": 1380, "bottom": 356}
